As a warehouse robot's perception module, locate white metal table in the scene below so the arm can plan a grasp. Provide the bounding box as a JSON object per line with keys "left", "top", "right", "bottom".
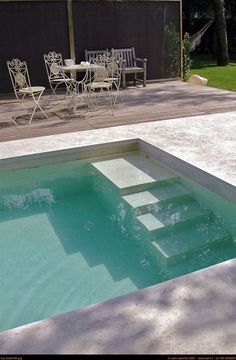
{"left": 59, "top": 64, "right": 103, "bottom": 113}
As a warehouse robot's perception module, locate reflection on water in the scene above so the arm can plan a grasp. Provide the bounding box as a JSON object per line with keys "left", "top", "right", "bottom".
{"left": 3, "top": 188, "right": 56, "bottom": 209}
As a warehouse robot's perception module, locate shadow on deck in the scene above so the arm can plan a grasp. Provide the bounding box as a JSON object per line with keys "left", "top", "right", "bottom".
{"left": 1, "top": 80, "right": 236, "bottom": 142}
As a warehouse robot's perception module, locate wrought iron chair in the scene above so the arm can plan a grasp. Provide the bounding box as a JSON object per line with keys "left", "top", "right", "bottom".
{"left": 91, "top": 52, "right": 123, "bottom": 106}
{"left": 44, "top": 51, "right": 75, "bottom": 104}
{"left": 84, "top": 49, "right": 109, "bottom": 63}
{"left": 85, "top": 64, "right": 113, "bottom": 113}
{"left": 105, "top": 54, "right": 123, "bottom": 106}
{"left": 7, "top": 58, "right": 48, "bottom": 125}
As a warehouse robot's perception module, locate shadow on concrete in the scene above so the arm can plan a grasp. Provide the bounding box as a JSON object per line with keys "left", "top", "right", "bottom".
{"left": 1, "top": 259, "right": 236, "bottom": 353}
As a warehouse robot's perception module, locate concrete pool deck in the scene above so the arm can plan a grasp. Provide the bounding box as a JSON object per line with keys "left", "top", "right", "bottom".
{"left": 0, "top": 110, "right": 236, "bottom": 354}
{"left": 0, "top": 111, "right": 235, "bottom": 186}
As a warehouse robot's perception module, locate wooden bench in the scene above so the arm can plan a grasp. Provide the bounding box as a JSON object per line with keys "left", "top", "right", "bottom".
{"left": 112, "top": 47, "right": 147, "bottom": 89}
{"left": 84, "top": 47, "right": 147, "bottom": 89}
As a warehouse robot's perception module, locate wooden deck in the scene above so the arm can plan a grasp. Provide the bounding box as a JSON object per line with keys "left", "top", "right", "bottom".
{"left": 1, "top": 80, "right": 236, "bottom": 142}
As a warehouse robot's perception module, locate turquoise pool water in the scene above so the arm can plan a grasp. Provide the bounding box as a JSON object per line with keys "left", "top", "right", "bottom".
{"left": 0, "top": 152, "right": 235, "bottom": 332}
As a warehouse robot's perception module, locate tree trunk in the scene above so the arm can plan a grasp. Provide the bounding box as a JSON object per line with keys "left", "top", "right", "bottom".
{"left": 213, "top": 0, "right": 229, "bottom": 65}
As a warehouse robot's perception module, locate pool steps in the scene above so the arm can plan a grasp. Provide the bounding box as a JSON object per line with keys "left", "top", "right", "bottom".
{"left": 151, "top": 222, "right": 231, "bottom": 265}
{"left": 92, "top": 153, "right": 178, "bottom": 194}
{"left": 123, "top": 183, "right": 192, "bottom": 215}
{"left": 91, "top": 153, "right": 233, "bottom": 266}
{"left": 136, "top": 200, "right": 210, "bottom": 234}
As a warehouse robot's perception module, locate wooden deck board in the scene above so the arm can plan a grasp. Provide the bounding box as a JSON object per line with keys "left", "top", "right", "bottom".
{"left": 1, "top": 80, "right": 236, "bottom": 142}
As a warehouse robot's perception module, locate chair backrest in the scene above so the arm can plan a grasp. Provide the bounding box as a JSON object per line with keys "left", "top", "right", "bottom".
{"left": 91, "top": 52, "right": 120, "bottom": 76}
{"left": 84, "top": 49, "right": 109, "bottom": 62}
{"left": 44, "top": 51, "right": 67, "bottom": 82}
{"left": 112, "top": 47, "right": 136, "bottom": 67}
{"left": 92, "top": 66, "right": 110, "bottom": 83}
{"left": 105, "top": 55, "right": 121, "bottom": 82}
{"left": 7, "top": 58, "right": 31, "bottom": 99}
{"left": 106, "top": 59, "right": 120, "bottom": 79}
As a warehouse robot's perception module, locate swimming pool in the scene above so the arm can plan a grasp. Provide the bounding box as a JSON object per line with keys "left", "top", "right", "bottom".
{"left": 0, "top": 148, "right": 235, "bottom": 333}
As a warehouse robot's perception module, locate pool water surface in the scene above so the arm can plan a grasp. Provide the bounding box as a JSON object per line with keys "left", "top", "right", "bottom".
{"left": 0, "top": 152, "right": 235, "bottom": 332}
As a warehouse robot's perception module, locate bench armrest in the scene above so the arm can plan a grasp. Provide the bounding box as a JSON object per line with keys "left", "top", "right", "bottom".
{"left": 120, "top": 59, "right": 126, "bottom": 70}
{"left": 135, "top": 57, "right": 147, "bottom": 64}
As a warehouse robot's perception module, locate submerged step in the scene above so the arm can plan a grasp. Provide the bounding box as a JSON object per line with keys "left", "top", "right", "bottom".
{"left": 91, "top": 152, "right": 178, "bottom": 194}
{"left": 151, "top": 220, "right": 232, "bottom": 264}
{"left": 123, "top": 183, "right": 191, "bottom": 215}
{"left": 136, "top": 200, "right": 210, "bottom": 235}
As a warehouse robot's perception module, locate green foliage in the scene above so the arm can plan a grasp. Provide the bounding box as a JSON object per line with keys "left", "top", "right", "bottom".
{"left": 165, "top": 23, "right": 193, "bottom": 80}
{"left": 165, "top": 23, "right": 181, "bottom": 77}
{"left": 183, "top": 33, "right": 193, "bottom": 80}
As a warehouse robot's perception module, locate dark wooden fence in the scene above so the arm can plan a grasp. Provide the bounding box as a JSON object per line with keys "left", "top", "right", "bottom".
{"left": 0, "top": 0, "right": 181, "bottom": 94}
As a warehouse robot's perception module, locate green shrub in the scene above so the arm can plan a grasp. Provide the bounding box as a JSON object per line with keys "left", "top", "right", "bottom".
{"left": 165, "top": 23, "right": 181, "bottom": 77}
{"left": 183, "top": 33, "right": 193, "bottom": 80}
{"left": 165, "top": 23, "right": 192, "bottom": 80}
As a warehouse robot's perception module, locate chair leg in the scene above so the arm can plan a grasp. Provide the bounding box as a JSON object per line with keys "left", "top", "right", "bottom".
{"left": 28, "top": 104, "right": 48, "bottom": 124}
{"left": 36, "top": 102, "right": 49, "bottom": 120}
{"left": 83, "top": 86, "right": 95, "bottom": 110}
{"left": 87, "top": 88, "right": 99, "bottom": 110}
{"left": 29, "top": 103, "right": 38, "bottom": 124}
{"left": 143, "top": 72, "right": 147, "bottom": 87}
{"left": 13, "top": 94, "right": 27, "bottom": 124}
{"left": 122, "top": 71, "right": 126, "bottom": 89}
{"left": 107, "top": 89, "right": 114, "bottom": 115}
{"left": 143, "top": 64, "right": 147, "bottom": 87}
{"left": 94, "top": 87, "right": 114, "bottom": 115}
{"left": 29, "top": 91, "right": 48, "bottom": 124}
{"left": 113, "top": 82, "right": 124, "bottom": 107}
{"left": 47, "top": 82, "right": 69, "bottom": 107}
{"left": 46, "top": 84, "right": 59, "bottom": 107}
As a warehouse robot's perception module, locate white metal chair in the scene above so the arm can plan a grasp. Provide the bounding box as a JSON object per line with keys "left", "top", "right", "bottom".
{"left": 85, "top": 65, "right": 114, "bottom": 113}
{"left": 91, "top": 52, "right": 123, "bottom": 106}
{"left": 7, "top": 58, "right": 48, "bottom": 125}
{"left": 85, "top": 49, "right": 109, "bottom": 63}
{"left": 105, "top": 56, "right": 123, "bottom": 106}
{"left": 44, "top": 51, "right": 75, "bottom": 104}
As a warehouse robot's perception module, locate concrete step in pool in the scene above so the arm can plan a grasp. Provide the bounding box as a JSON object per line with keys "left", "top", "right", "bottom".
{"left": 91, "top": 152, "right": 178, "bottom": 195}
{"left": 91, "top": 152, "right": 234, "bottom": 268}
{"left": 122, "top": 182, "right": 192, "bottom": 216}
{"left": 136, "top": 199, "right": 211, "bottom": 236}
{"left": 151, "top": 220, "right": 233, "bottom": 265}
